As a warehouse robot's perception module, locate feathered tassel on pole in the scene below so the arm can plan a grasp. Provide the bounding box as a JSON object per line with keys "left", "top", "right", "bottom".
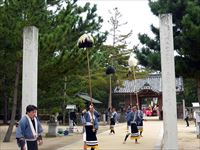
{"left": 77, "top": 33, "right": 94, "bottom": 48}
{"left": 77, "top": 33, "right": 94, "bottom": 104}
{"left": 106, "top": 66, "right": 115, "bottom": 109}
{"left": 128, "top": 54, "right": 139, "bottom": 108}
{"left": 78, "top": 33, "right": 96, "bottom": 131}
{"left": 106, "top": 66, "right": 115, "bottom": 75}
{"left": 128, "top": 53, "right": 138, "bottom": 67}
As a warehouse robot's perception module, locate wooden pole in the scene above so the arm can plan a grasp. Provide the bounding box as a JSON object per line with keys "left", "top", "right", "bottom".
{"left": 86, "top": 48, "right": 92, "bottom": 104}
{"left": 109, "top": 75, "right": 112, "bottom": 108}
{"left": 133, "top": 66, "right": 139, "bottom": 107}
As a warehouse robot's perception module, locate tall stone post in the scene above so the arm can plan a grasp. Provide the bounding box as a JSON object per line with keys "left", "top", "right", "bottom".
{"left": 159, "top": 14, "right": 178, "bottom": 149}
{"left": 22, "top": 26, "right": 38, "bottom": 116}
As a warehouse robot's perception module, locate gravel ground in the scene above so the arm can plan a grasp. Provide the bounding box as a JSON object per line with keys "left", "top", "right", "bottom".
{"left": 0, "top": 118, "right": 199, "bottom": 150}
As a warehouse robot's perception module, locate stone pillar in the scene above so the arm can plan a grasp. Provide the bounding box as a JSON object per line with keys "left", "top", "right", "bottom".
{"left": 195, "top": 111, "right": 200, "bottom": 139}
{"left": 22, "top": 26, "right": 38, "bottom": 116}
{"left": 47, "top": 122, "right": 58, "bottom": 137}
{"left": 159, "top": 14, "right": 178, "bottom": 149}
{"left": 103, "top": 113, "right": 106, "bottom": 125}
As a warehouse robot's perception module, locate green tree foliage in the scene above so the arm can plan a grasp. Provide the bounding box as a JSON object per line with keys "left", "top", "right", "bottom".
{"left": 38, "top": 0, "right": 108, "bottom": 110}
{"left": 0, "top": 0, "right": 109, "bottom": 123}
{"left": 183, "top": 79, "right": 198, "bottom": 106}
{"left": 135, "top": 0, "right": 200, "bottom": 103}
{"left": 0, "top": 0, "right": 60, "bottom": 122}
{"left": 103, "top": 7, "right": 134, "bottom": 108}
{"left": 108, "top": 7, "right": 132, "bottom": 46}
{"left": 106, "top": 7, "right": 135, "bottom": 83}
{"left": 107, "top": 7, "right": 133, "bottom": 67}
{"left": 0, "top": 0, "right": 59, "bottom": 141}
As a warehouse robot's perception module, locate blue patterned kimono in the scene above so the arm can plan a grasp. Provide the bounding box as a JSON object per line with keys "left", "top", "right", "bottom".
{"left": 16, "top": 115, "right": 43, "bottom": 150}
{"left": 136, "top": 110, "right": 144, "bottom": 132}
{"left": 127, "top": 111, "right": 140, "bottom": 140}
{"left": 82, "top": 110, "right": 99, "bottom": 149}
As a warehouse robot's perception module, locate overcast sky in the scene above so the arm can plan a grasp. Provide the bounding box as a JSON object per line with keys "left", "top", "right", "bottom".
{"left": 77, "top": 0, "right": 159, "bottom": 48}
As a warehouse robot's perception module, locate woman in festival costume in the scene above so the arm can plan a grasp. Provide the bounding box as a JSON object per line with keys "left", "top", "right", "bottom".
{"left": 16, "top": 105, "right": 43, "bottom": 150}
{"left": 123, "top": 106, "right": 140, "bottom": 144}
{"left": 136, "top": 108, "right": 144, "bottom": 136}
{"left": 109, "top": 108, "right": 117, "bottom": 134}
{"left": 125, "top": 106, "right": 132, "bottom": 131}
{"left": 82, "top": 103, "right": 99, "bottom": 150}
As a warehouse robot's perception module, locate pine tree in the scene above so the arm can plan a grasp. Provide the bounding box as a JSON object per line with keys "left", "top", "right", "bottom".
{"left": 103, "top": 7, "right": 133, "bottom": 108}
{"left": 0, "top": 0, "right": 107, "bottom": 141}
{"left": 135, "top": 0, "right": 200, "bottom": 103}
{"left": 0, "top": 0, "right": 53, "bottom": 142}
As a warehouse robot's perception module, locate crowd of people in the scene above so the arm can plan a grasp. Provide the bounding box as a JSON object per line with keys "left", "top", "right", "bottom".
{"left": 16, "top": 103, "right": 145, "bottom": 150}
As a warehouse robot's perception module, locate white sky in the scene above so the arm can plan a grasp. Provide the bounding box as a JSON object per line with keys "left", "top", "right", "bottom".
{"left": 77, "top": 0, "right": 159, "bottom": 48}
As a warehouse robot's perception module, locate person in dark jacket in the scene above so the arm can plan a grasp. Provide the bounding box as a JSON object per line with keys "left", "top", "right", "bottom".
{"left": 123, "top": 106, "right": 140, "bottom": 144}
{"left": 109, "top": 108, "right": 117, "bottom": 134}
{"left": 184, "top": 108, "right": 189, "bottom": 127}
{"left": 82, "top": 103, "right": 99, "bottom": 150}
{"left": 16, "top": 105, "right": 43, "bottom": 150}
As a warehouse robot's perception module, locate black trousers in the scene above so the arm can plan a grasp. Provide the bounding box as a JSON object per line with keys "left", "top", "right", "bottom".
{"left": 185, "top": 117, "right": 189, "bottom": 126}
{"left": 26, "top": 141, "right": 38, "bottom": 150}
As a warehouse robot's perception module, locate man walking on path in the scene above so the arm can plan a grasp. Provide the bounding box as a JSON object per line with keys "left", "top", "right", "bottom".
{"left": 125, "top": 105, "right": 132, "bottom": 131}
{"left": 109, "top": 108, "right": 118, "bottom": 134}
{"left": 16, "top": 105, "right": 43, "bottom": 150}
{"left": 123, "top": 106, "right": 140, "bottom": 144}
{"left": 82, "top": 103, "right": 99, "bottom": 150}
{"left": 184, "top": 108, "right": 189, "bottom": 127}
{"left": 136, "top": 108, "right": 144, "bottom": 136}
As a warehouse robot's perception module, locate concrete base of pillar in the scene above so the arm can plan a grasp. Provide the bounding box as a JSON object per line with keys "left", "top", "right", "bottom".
{"left": 46, "top": 122, "right": 58, "bottom": 137}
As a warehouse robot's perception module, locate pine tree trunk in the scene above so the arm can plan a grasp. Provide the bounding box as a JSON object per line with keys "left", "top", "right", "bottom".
{"left": 198, "top": 78, "right": 200, "bottom": 104}
{"left": 2, "top": 75, "right": 8, "bottom": 124}
{"left": 3, "top": 61, "right": 20, "bottom": 142}
{"left": 3, "top": 92, "right": 8, "bottom": 124}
